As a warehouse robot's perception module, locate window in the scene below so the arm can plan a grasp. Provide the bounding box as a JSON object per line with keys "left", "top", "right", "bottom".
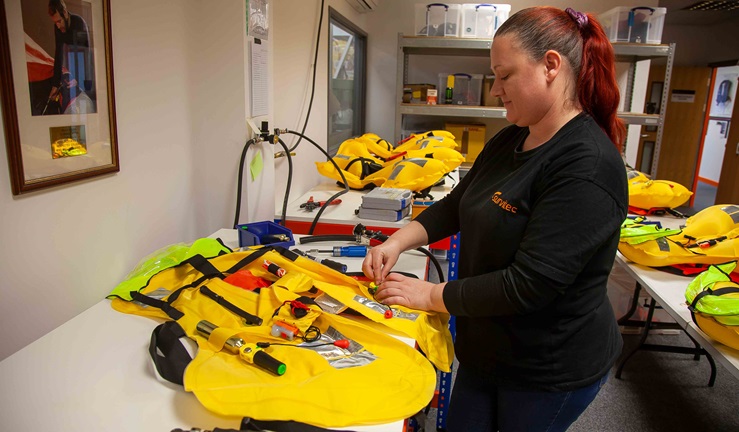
{"left": 328, "top": 8, "right": 366, "bottom": 156}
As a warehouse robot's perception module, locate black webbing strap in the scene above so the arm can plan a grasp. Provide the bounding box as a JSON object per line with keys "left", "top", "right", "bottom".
{"left": 688, "top": 286, "right": 739, "bottom": 312}
{"left": 183, "top": 254, "right": 225, "bottom": 279}
{"left": 131, "top": 291, "right": 184, "bottom": 320}
{"left": 240, "top": 417, "right": 348, "bottom": 432}
{"left": 148, "top": 321, "right": 191, "bottom": 386}
{"left": 226, "top": 246, "right": 274, "bottom": 274}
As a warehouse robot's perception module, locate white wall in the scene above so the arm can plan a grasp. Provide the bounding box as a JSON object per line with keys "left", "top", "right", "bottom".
{"left": 0, "top": 0, "right": 260, "bottom": 361}
{"left": 271, "top": 1, "right": 368, "bottom": 204}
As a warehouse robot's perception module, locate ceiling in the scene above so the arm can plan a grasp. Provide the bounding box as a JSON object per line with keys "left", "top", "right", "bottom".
{"left": 661, "top": 0, "right": 739, "bottom": 25}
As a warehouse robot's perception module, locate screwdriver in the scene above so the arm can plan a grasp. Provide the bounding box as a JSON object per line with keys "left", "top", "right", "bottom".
{"left": 309, "top": 245, "right": 368, "bottom": 257}
{"left": 196, "top": 320, "right": 286, "bottom": 376}
{"left": 293, "top": 249, "right": 347, "bottom": 273}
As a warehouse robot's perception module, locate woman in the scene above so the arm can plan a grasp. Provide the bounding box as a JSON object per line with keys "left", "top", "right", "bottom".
{"left": 363, "top": 7, "right": 627, "bottom": 431}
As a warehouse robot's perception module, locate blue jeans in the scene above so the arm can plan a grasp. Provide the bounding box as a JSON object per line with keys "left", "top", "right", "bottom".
{"left": 446, "top": 365, "right": 609, "bottom": 432}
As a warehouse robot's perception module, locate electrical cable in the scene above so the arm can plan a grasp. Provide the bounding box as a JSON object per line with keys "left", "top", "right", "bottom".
{"left": 233, "top": 137, "right": 259, "bottom": 228}
{"left": 284, "top": 130, "right": 349, "bottom": 235}
{"left": 276, "top": 137, "right": 293, "bottom": 226}
{"left": 288, "top": 0, "right": 325, "bottom": 153}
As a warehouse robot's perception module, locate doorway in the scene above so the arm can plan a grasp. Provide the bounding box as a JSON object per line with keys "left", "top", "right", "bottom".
{"left": 327, "top": 8, "right": 367, "bottom": 156}
{"left": 694, "top": 64, "right": 739, "bottom": 208}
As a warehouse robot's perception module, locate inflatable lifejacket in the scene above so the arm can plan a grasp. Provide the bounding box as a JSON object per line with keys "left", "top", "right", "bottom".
{"left": 685, "top": 261, "right": 739, "bottom": 350}
{"left": 316, "top": 132, "right": 463, "bottom": 192}
{"left": 627, "top": 169, "right": 692, "bottom": 212}
{"left": 355, "top": 133, "right": 396, "bottom": 159}
{"left": 395, "top": 130, "right": 456, "bottom": 153}
{"left": 619, "top": 205, "right": 739, "bottom": 269}
{"left": 109, "top": 245, "right": 451, "bottom": 427}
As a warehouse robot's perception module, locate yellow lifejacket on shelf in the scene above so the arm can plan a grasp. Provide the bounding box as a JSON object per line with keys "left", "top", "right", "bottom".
{"left": 627, "top": 169, "right": 692, "bottom": 211}
{"left": 685, "top": 261, "right": 739, "bottom": 350}
{"left": 109, "top": 245, "right": 450, "bottom": 427}
{"left": 619, "top": 204, "right": 739, "bottom": 268}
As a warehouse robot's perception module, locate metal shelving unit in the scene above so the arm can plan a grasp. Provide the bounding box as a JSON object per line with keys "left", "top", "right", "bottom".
{"left": 395, "top": 33, "right": 676, "bottom": 177}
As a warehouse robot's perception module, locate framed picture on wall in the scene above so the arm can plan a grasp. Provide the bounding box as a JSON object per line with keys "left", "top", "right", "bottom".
{"left": 0, "top": 0, "right": 118, "bottom": 195}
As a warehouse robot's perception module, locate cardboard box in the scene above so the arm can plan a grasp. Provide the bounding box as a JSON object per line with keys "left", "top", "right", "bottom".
{"left": 445, "top": 123, "right": 486, "bottom": 163}
{"left": 404, "top": 83, "right": 436, "bottom": 103}
{"left": 483, "top": 75, "right": 503, "bottom": 107}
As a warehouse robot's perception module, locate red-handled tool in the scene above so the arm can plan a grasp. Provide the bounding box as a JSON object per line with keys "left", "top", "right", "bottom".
{"left": 299, "top": 196, "right": 343, "bottom": 212}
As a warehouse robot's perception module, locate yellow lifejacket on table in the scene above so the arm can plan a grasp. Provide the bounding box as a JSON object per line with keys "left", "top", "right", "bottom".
{"left": 109, "top": 245, "right": 451, "bottom": 427}
{"left": 354, "top": 133, "right": 396, "bottom": 159}
{"left": 685, "top": 261, "right": 739, "bottom": 350}
{"left": 619, "top": 204, "right": 739, "bottom": 268}
{"left": 627, "top": 169, "right": 692, "bottom": 211}
{"left": 394, "top": 130, "right": 457, "bottom": 153}
{"left": 316, "top": 131, "right": 464, "bottom": 192}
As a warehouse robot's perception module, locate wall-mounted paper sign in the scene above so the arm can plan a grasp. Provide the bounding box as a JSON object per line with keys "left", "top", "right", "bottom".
{"left": 671, "top": 89, "right": 696, "bottom": 103}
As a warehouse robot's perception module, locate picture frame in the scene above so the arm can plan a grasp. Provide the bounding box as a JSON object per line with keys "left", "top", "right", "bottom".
{"left": 0, "top": 0, "right": 118, "bottom": 195}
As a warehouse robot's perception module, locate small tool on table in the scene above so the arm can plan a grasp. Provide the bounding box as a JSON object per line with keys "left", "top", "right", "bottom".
{"left": 307, "top": 245, "right": 368, "bottom": 257}
{"left": 299, "top": 196, "right": 342, "bottom": 212}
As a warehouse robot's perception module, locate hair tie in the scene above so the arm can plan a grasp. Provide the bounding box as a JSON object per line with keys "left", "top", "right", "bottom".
{"left": 565, "top": 7, "right": 588, "bottom": 29}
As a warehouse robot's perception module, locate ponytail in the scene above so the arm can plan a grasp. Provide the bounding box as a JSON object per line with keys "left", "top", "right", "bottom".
{"left": 496, "top": 7, "right": 625, "bottom": 152}
{"left": 578, "top": 13, "right": 625, "bottom": 152}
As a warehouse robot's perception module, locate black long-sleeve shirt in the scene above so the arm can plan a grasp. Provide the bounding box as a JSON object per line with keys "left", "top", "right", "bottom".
{"left": 415, "top": 113, "right": 627, "bottom": 391}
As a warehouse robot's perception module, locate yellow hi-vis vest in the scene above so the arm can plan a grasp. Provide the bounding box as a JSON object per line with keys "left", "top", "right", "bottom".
{"left": 109, "top": 246, "right": 449, "bottom": 427}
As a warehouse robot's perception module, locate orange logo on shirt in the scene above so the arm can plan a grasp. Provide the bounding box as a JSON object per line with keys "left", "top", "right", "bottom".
{"left": 491, "top": 191, "right": 518, "bottom": 213}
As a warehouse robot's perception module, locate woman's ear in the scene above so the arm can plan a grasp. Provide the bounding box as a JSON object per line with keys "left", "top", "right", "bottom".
{"left": 543, "top": 50, "right": 563, "bottom": 82}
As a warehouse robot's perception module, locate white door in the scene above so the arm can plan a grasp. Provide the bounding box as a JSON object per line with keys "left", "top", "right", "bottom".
{"left": 698, "top": 119, "right": 731, "bottom": 184}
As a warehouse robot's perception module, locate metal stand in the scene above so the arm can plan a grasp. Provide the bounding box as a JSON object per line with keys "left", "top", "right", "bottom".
{"left": 615, "top": 283, "right": 717, "bottom": 386}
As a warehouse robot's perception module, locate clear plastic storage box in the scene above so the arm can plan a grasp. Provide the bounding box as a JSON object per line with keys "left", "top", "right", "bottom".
{"left": 460, "top": 3, "right": 511, "bottom": 38}
{"left": 599, "top": 6, "right": 666, "bottom": 44}
{"left": 415, "top": 3, "right": 461, "bottom": 37}
{"left": 438, "top": 73, "right": 483, "bottom": 106}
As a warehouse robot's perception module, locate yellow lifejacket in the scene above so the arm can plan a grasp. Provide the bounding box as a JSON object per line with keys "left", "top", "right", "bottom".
{"left": 619, "top": 204, "right": 739, "bottom": 268}
{"left": 394, "top": 130, "right": 456, "bottom": 153}
{"left": 627, "top": 169, "right": 692, "bottom": 210}
{"left": 685, "top": 262, "right": 739, "bottom": 350}
{"left": 365, "top": 157, "right": 453, "bottom": 192}
{"left": 109, "top": 246, "right": 450, "bottom": 427}
{"left": 355, "top": 133, "right": 396, "bottom": 159}
{"left": 316, "top": 131, "right": 462, "bottom": 192}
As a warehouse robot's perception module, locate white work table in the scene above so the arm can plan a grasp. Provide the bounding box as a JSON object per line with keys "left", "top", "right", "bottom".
{"left": 0, "top": 230, "right": 430, "bottom": 432}
{"left": 614, "top": 215, "right": 739, "bottom": 383}
{"left": 275, "top": 171, "right": 459, "bottom": 236}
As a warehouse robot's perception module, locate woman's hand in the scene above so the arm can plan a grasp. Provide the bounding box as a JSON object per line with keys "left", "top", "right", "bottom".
{"left": 362, "top": 241, "right": 403, "bottom": 284}
{"left": 374, "top": 272, "right": 448, "bottom": 313}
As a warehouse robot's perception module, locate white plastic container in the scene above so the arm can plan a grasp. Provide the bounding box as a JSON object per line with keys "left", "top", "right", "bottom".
{"left": 599, "top": 6, "right": 666, "bottom": 44}
{"left": 438, "top": 73, "right": 484, "bottom": 105}
{"left": 415, "top": 3, "right": 461, "bottom": 37}
{"left": 461, "top": 4, "right": 511, "bottom": 38}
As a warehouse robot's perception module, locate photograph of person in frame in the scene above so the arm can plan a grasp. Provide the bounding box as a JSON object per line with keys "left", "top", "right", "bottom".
{"left": 22, "top": 0, "right": 97, "bottom": 115}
